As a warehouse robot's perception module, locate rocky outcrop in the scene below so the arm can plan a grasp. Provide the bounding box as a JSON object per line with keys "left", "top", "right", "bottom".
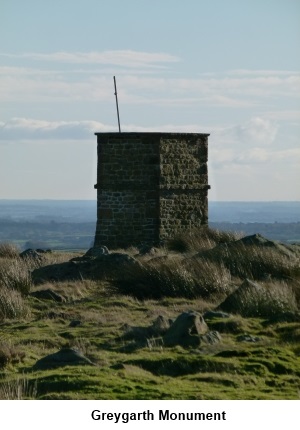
{"left": 32, "top": 251, "right": 143, "bottom": 284}
{"left": 163, "top": 311, "right": 208, "bottom": 347}
{"left": 19, "top": 249, "right": 44, "bottom": 262}
{"left": 218, "top": 278, "right": 297, "bottom": 317}
{"left": 32, "top": 348, "right": 94, "bottom": 370}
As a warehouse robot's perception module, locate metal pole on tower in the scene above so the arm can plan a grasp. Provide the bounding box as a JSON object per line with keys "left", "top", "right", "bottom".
{"left": 113, "top": 76, "right": 121, "bottom": 132}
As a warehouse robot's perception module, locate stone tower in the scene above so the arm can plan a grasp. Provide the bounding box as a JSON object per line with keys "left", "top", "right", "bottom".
{"left": 94, "top": 132, "right": 210, "bottom": 248}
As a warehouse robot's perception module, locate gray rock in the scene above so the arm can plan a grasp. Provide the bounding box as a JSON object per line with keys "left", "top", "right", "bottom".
{"left": 30, "top": 289, "right": 65, "bottom": 302}
{"left": 138, "top": 245, "right": 160, "bottom": 256}
{"left": 32, "top": 251, "right": 142, "bottom": 284}
{"left": 150, "top": 315, "right": 172, "bottom": 335}
{"left": 121, "top": 316, "right": 172, "bottom": 342}
{"left": 239, "top": 233, "right": 276, "bottom": 247}
{"left": 218, "top": 278, "right": 297, "bottom": 317}
{"left": 200, "top": 330, "right": 222, "bottom": 344}
{"left": 217, "top": 279, "right": 266, "bottom": 317}
{"left": 237, "top": 334, "right": 261, "bottom": 343}
{"left": 163, "top": 311, "right": 208, "bottom": 347}
{"left": 32, "top": 348, "right": 94, "bottom": 370}
{"left": 69, "top": 320, "right": 82, "bottom": 327}
{"left": 84, "top": 246, "right": 109, "bottom": 257}
{"left": 121, "top": 324, "right": 149, "bottom": 341}
{"left": 32, "top": 261, "right": 83, "bottom": 283}
{"left": 20, "top": 249, "right": 44, "bottom": 261}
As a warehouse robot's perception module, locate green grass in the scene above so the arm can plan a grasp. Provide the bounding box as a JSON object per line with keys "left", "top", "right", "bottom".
{"left": 0, "top": 280, "right": 299, "bottom": 399}
{"left": 0, "top": 233, "right": 299, "bottom": 399}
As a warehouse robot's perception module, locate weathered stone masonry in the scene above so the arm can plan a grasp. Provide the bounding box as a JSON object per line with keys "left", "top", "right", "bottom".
{"left": 94, "top": 132, "right": 210, "bottom": 248}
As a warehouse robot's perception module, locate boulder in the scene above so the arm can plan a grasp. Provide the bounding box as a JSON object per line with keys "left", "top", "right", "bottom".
{"left": 32, "top": 348, "right": 94, "bottom": 370}
{"left": 163, "top": 311, "right": 208, "bottom": 347}
{"left": 217, "top": 279, "right": 267, "bottom": 317}
{"left": 32, "top": 261, "right": 83, "bottom": 283}
{"left": 200, "top": 330, "right": 222, "bottom": 344}
{"left": 237, "top": 334, "right": 261, "bottom": 343}
{"left": 84, "top": 246, "right": 109, "bottom": 257}
{"left": 32, "top": 252, "right": 142, "bottom": 284}
{"left": 217, "top": 278, "right": 297, "bottom": 317}
{"left": 121, "top": 324, "right": 150, "bottom": 341}
{"left": 30, "top": 289, "right": 65, "bottom": 302}
{"left": 238, "top": 233, "right": 276, "bottom": 247}
{"left": 69, "top": 320, "right": 82, "bottom": 327}
{"left": 150, "top": 315, "right": 172, "bottom": 335}
{"left": 20, "top": 249, "right": 44, "bottom": 262}
{"left": 121, "top": 315, "right": 172, "bottom": 343}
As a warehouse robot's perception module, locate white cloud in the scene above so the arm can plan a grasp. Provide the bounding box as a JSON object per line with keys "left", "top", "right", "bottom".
{"left": 0, "top": 117, "right": 213, "bottom": 141}
{"left": 228, "top": 69, "right": 300, "bottom": 76}
{"left": 0, "top": 116, "right": 282, "bottom": 154}
{"left": 0, "top": 118, "right": 112, "bottom": 140}
{"left": 211, "top": 146, "right": 300, "bottom": 169}
{"left": 210, "top": 117, "right": 279, "bottom": 149}
{"left": 0, "top": 50, "right": 180, "bottom": 68}
{"left": 208, "top": 116, "right": 300, "bottom": 171}
{"left": 1, "top": 117, "right": 299, "bottom": 201}
{"left": 236, "top": 117, "right": 279, "bottom": 145}
{"left": 0, "top": 63, "right": 299, "bottom": 106}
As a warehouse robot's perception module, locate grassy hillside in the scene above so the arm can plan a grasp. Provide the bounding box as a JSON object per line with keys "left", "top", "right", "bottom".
{"left": 0, "top": 229, "right": 299, "bottom": 400}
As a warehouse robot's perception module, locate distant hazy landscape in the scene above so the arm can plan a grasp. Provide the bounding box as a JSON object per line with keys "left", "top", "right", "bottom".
{"left": 0, "top": 200, "right": 299, "bottom": 250}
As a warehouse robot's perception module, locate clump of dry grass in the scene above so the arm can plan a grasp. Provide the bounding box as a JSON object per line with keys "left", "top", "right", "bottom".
{"left": 183, "top": 257, "right": 232, "bottom": 300}
{"left": 203, "top": 242, "right": 299, "bottom": 281}
{"left": 0, "top": 285, "right": 30, "bottom": 320}
{"left": 0, "top": 340, "right": 25, "bottom": 369}
{"left": 0, "top": 259, "right": 32, "bottom": 296}
{"left": 261, "top": 281, "right": 298, "bottom": 316}
{"left": 0, "top": 256, "right": 32, "bottom": 320}
{"left": 0, "top": 242, "right": 20, "bottom": 259}
{"left": 112, "top": 255, "right": 231, "bottom": 300}
{"left": 167, "top": 228, "right": 242, "bottom": 254}
{"left": 0, "top": 378, "right": 37, "bottom": 399}
{"left": 31, "top": 279, "right": 90, "bottom": 302}
{"left": 42, "top": 251, "right": 84, "bottom": 265}
{"left": 219, "top": 280, "right": 298, "bottom": 318}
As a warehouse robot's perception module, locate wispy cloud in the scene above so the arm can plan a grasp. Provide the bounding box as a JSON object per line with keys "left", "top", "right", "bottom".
{"left": 0, "top": 50, "right": 180, "bottom": 68}
{"left": 1, "top": 63, "right": 299, "bottom": 107}
{"left": 0, "top": 118, "right": 108, "bottom": 140}
{"left": 0, "top": 117, "right": 211, "bottom": 140}
{"left": 211, "top": 117, "right": 279, "bottom": 147}
{"left": 1, "top": 117, "right": 299, "bottom": 201}
{"left": 0, "top": 116, "right": 281, "bottom": 148}
{"left": 209, "top": 117, "right": 300, "bottom": 169}
{"left": 228, "top": 69, "right": 300, "bottom": 76}
{"left": 210, "top": 146, "right": 300, "bottom": 168}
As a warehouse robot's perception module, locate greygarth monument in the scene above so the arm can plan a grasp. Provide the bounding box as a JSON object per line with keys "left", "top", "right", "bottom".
{"left": 94, "top": 132, "right": 210, "bottom": 248}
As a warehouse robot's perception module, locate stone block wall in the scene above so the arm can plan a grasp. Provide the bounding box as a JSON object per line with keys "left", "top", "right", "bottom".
{"left": 94, "top": 133, "right": 210, "bottom": 248}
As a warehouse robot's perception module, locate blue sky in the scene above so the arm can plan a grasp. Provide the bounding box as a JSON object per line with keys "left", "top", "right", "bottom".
{"left": 0, "top": 0, "right": 299, "bottom": 200}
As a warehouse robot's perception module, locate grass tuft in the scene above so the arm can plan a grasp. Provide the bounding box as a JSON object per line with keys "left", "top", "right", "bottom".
{"left": 0, "top": 259, "right": 32, "bottom": 296}
{"left": 112, "top": 256, "right": 231, "bottom": 300}
{"left": 0, "top": 285, "right": 30, "bottom": 320}
{"left": 167, "top": 228, "right": 242, "bottom": 254}
{"left": 201, "top": 242, "right": 299, "bottom": 281}
{"left": 0, "top": 378, "right": 37, "bottom": 400}
{"left": 0, "top": 242, "right": 20, "bottom": 259}
{"left": 0, "top": 340, "right": 25, "bottom": 368}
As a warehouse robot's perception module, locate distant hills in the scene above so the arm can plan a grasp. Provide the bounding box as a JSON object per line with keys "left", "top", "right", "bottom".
{"left": 0, "top": 200, "right": 299, "bottom": 223}
{"left": 0, "top": 200, "right": 299, "bottom": 249}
